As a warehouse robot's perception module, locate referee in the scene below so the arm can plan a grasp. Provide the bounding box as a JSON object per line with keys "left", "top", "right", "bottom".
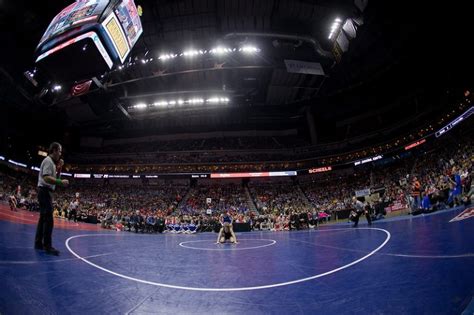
{"left": 34, "top": 142, "right": 69, "bottom": 255}
{"left": 351, "top": 196, "right": 372, "bottom": 227}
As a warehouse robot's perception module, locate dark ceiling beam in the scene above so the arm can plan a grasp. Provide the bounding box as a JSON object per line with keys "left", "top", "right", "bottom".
{"left": 223, "top": 32, "right": 334, "bottom": 60}
{"left": 127, "top": 105, "right": 236, "bottom": 120}
{"left": 311, "top": 75, "right": 328, "bottom": 100}
{"left": 267, "top": 85, "right": 320, "bottom": 90}
{"left": 118, "top": 89, "right": 236, "bottom": 100}
{"left": 114, "top": 100, "right": 132, "bottom": 120}
{"left": 0, "top": 67, "right": 33, "bottom": 104}
{"left": 107, "top": 65, "right": 274, "bottom": 88}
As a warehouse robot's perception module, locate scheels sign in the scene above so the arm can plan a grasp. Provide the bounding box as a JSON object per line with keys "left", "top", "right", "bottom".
{"left": 308, "top": 166, "right": 332, "bottom": 174}
{"left": 404, "top": 139, "right": 426, "bottom": 150}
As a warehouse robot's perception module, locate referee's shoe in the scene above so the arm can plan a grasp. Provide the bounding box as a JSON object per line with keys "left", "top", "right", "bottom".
{"left": 44, "top": 246, "right": 60, "bottom": 256}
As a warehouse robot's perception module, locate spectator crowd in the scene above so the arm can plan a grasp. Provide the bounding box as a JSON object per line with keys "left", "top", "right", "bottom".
{"left": 1, "top": 133, "right": 473, "bottom": 234}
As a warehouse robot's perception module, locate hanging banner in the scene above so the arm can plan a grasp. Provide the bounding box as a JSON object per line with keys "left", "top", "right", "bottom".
{"left": 284, "top": 60, "right": 325, "bottom": 76}
{"left": 355, "top": 188, "right": 371, "bottom": 197}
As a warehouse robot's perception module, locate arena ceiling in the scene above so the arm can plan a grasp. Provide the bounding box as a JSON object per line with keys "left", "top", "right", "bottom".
{"left": 0, "top": 1, "right": 471, "bottom": 148}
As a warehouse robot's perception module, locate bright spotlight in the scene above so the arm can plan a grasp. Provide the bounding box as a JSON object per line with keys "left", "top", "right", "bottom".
{"left": 329, "top": 17, "right": 343, "bottom": 39}
{"left": 158, "top": 53, "right": 176, "bottom": 61}
{"left": 183, "top": 50, "right": 199, "bottom": 57}
{"left": 153, "top": 101, "right": 168, "bottom": 107}
{"left": 241, "top": 46, "right": 260, "bottom": 53}
{"left": 210, "top": 47, "right": 230, "bottom": 55}
{"left": 135, "top": 103, "right": 147, "bottom": 109}
{"left": 207, "top": 97, "right": 220, "bottom": 103}
{"left": 189, "top": 98, "right": 204, "bottom": 104}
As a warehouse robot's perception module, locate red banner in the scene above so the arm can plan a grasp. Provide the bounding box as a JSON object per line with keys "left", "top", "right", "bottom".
{"left": 385, "top": 203, "right": 407, "bottom": 212}
{"left": 405, "top": 139, "right": 426, "bottom": 150}
{"left": 71, "top": 80, "right": 92, "bottom": 96}
{"left": 309, "top": 166, "right": 332, "bottom": 174}
{"left": 211, "top": 172, "right": 270, "bottom": 178}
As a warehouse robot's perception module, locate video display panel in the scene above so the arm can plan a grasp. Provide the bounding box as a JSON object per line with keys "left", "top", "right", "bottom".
{"left": 38, "top": 0, "right": 110, "bottom": 48}
{"left": 113, "top": 0, "right": 143, "bottom": 48}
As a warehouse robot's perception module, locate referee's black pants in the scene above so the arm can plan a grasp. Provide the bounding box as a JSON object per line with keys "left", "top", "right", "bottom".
{"left": 353, "top": 211, "right": 372, "bottom": 227}
{"left": 35, "top": 187, "right": 54, "bottom": 249}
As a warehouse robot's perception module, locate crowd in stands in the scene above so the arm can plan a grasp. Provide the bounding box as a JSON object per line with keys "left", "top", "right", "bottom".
{"left": 68, "top": 152, "right": 296, "bottom": 165}
{"left": 67, "top": 138, "right": 402, "bottom": 171}
{"left": 299, "top": 137, "right": 473, "bottom": 216}
{"left": 82, "top": 136, "right": 309, "bottom": 154}
{"left": 407, "top": 138, "right": 473, "bottom": 211}
{"left": 180, "top": 183, "right": 249, "bottom": 215}
{"left": 65, "top": 160, "right": 299, "bottom": 174}
{"left": 249, "top": 180, "right": 307, "bottom": 213}
{"left": 65, "top": 133, "right": 439, "bottom": 174}
{"left": 1, "top": 132, "right": 473, "bottom": 234}
{"left": 66, "top": 121, "right": 455, "bottom": 173}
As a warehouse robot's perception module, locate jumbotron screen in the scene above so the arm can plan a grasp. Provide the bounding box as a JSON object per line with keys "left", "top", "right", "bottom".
{"left": 35, "top": 0, "right": 143, "bottom": 80}
{"left": 114, "top": 0, "right": 143, "bottom": 48}
{"left": 38, "top": 0, "right": 110, "bottom": 48}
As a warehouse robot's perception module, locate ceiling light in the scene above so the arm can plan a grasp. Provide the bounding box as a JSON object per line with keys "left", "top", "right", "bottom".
{"left": 153, "top": 101, "right": 168, "bottom": 107}
{"left": 207, "top": 97, "right": 220, "bottom": 103}
{"left": 134, "top": 103, "right": 147, "bottom": 109}
{"left": 210, "top": 47, "right": 230, "bottom": 55}
{"left": 158, "top": 53, "right": 176, "bottom": 61}
{"left": 188, "top": 98, "right": 204, "bottom": 104}
{"left": 241, "top": 46, "right": 260, "bottom": 53}
{"left": 183, "top": 50, "right": 199, "bottom": 57}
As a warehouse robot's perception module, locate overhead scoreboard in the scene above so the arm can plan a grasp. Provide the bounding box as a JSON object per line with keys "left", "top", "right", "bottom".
{"left": 34, "top": 0, "right": 142, "bottom": 82}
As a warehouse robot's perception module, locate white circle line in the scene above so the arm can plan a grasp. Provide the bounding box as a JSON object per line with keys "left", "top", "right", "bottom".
{"left": 65, "top": 227, "right": 391, "bottom": 292}
{"left": 289, "top": 237, "right": 474, "bottom": 259}
{"left": 179, "top": 239, "right": 276, "bottom": 251}
{"left": 0, "top": 253, "right": 112, "bottom": 265}
{"left": 385, "top": 253, "right": 474, "bottom": 259}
